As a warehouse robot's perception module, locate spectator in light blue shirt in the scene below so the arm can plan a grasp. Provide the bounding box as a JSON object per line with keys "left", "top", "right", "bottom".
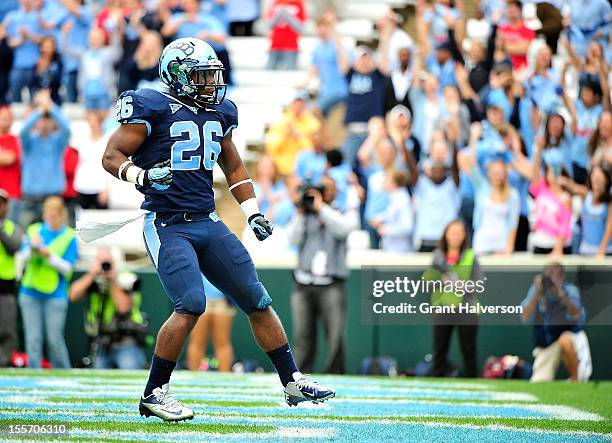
{"left": 326, "top": 149, "right": 351, "bottom": 212}
{"left": 254, "top": 155, "right": 295, "bottom": 227}
{"left": 309, "top": 16, "right": 348, "bottom": 117}
{"left": 226, "top": 0, "right": 259, "bottom": 36}
{"left": 63, "top": 25, "right": 121, "bottom": 134}
{"left": 3, "top": 0, "right": 47, "bottom": 102}
{"left": 0, "top": 0, "right": 18, "bottom": 23}
{"left": 162, "top": 0, "right": 233, "bottom": 84}
{"left": 56, "top": 1, "right": 92, "bottom": 103}
{"left": 426, "top": 41, "right": 457, "bottom": 88}
{"left": 294, "top": 128, "right": 327, "bottom": 184}
{"left": 361, "top": 137, "right": 395, "bottom": 249}
{"left": 567, "top": 0, "right": 611, "bottom": 60}
{"left": 370, "top": 170, "right": 414, "bottom": 253}
{"left": 524, "top": 45, "right": 563, "bottom": 115}
{"left": 18, "top": 91, "right": 70, "bottom": 228}
{"left": 571, "top": 78, "right": 608, "bottom": 184}
{"left": 202, "top": 0, "right": 229, "bottom": 31}
{"left": 421, "top": 2, "right": 460, "bottom": 47}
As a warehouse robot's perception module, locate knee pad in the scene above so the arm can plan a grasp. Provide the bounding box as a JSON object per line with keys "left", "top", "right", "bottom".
{"left": 237, "top": 282, "right": 272, "bottom": 314}
{"left": 178, "top": 288, "right": 207, "bottom": 316}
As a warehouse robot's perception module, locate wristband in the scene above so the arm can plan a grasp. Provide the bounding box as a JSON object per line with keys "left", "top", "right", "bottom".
{"left": 125, "top": 165, "right": 144, "bottom": 185}
{"left": 240, "top": 197, "right": 260, "bottom": 220}
{"left": 118, "top": 160, "right": 133, "bottom": 180}
{"left": 229, "top": 178, "right": 253, "bottom": 192}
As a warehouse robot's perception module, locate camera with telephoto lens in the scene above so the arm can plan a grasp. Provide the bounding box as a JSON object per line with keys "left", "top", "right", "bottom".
{"left": 542, "top": 275, "right": 554, "bottom": 291}
{"left": 101, "top": 261, "right": 112, "bottom": 272}
{"left": 298, "top": 181, "right": 325, "bottom": 213}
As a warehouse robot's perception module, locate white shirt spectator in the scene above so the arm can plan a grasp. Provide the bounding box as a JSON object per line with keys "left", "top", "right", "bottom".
{"left": 388, "top": 28, "right": 414, "bottom": 70}
{"left": 73, "top": 131, "right": 110, "bottom": 196}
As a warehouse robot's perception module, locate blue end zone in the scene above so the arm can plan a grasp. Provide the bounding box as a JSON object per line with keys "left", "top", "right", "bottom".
{"left": 0, "top": 372, "right": 605, "bottom": 442}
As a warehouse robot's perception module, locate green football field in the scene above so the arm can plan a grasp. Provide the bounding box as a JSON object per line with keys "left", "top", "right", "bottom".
{"left": 0, "top": 369, "right": 610, "bottom": 442}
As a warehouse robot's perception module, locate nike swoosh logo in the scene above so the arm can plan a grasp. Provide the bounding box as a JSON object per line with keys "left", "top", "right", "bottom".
{"left": 160, "top": 408, "right": 183, "bottom": 415}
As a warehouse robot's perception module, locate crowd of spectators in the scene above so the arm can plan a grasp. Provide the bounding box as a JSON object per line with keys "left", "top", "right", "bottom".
{"left": 259, "top": 0, "right": 612, "bottom": 257}
{"left": 0, "top": 0, "right": 611, "bottom": 259}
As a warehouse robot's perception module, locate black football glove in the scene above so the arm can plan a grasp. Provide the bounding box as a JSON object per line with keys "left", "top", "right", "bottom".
{"left": 142, "top": 159, "right": 173, "bottom": 191}
{"left": 248, "top": 213, "right": 274, "bottom": 241}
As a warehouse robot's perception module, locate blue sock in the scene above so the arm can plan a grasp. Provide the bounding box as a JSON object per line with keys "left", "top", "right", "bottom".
{"left": 266, "top": 343, "right": 300, "bottom": 387}
{"left": 144, "top": 354, "right": 176, "bottom": 397}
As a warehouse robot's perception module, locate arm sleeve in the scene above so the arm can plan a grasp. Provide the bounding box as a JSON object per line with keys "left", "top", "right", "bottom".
{"left": 447, "top": 28, "right": 464, "bottom": 63}
{"left": 221, "top": 100, "right": 239, "bottom": 137}
{"left": 0, "top": 224, "right": 23, "bottom": 255}
{"left": 529, "top": 178, "right": 545, "bottom": 198}
{"left": 564, "top": 285, "right": 584, "bottom": 323}
{"left": 507, "top": 189, "right": 520, "bottom": 230}
{"left": 47, "top": 254, "right": 73, "bottom": 276}
{"left": 467, "top": 162, "right": 486, "bottom": 192}
{"left": 49, "top": 105, "right": 71, "bottom": 150}
{"left": 484, "top": 24, "right": 497, "bottom": 73}
{"left": 19, "top": 110, "right": 42, "bottom": 149}
{"left": 383, "top": 194, "right": 414, "bottom": 236}
{"left": 318, "top": 205, "right": 359, "bottom": 240}
{"left": 520, "top": 285, "right": 537, "bottom": 324}
{"left": 285, "top": 212, "right": 306, "bottom": 246}
{"left": 46, "top": 236, "right": 77, "bottom": 277}
{"left": 559, "top": 204, "right": 572, "bottom": 240}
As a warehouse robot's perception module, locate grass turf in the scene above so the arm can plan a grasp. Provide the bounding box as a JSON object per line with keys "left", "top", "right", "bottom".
{"left": 0, "top": 369, "right": 610, "bottom": 441}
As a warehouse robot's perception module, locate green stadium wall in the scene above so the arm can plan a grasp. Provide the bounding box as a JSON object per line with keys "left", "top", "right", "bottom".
{"left": 63, "top": 265, "right": 612, "bottom": 379}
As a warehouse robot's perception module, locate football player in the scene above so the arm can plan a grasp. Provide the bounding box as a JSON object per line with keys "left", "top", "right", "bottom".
{"left": 102, "top": 38, "right": 335, "bottom": 421}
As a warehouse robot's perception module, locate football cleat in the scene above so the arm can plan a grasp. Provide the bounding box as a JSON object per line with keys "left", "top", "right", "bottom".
{"left": 139, "top": 384, "right": 194, "bottom": 422}
{"left": 284, "top": 375, "right": 336, "bottom": 407}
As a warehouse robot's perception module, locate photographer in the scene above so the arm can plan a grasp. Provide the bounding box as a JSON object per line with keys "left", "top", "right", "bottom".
{"left": 69, "top": 248, "right": 147, "bottom": 370}
{"left": 286, "top": 175, "right": 359, "bottom": 374}
{"left": 520, "top": 262, "right": 592, "bottom": 381}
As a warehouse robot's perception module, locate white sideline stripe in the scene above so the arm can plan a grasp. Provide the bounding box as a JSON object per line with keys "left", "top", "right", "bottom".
{"left": 1, "top": 400, "right": 602, "bottom": 422}
{"left": 0, "top": 408, "right": 603, "bottom": 424}
{"left": 0, "top": 389, "right": 537, "bottom": 404}
{"left": 1, "top": 390, "right": 537, "bottom": 404}
{"left": 276, "top": 427, "right": 337, "bottom": 438}
{"left": 522, "top": 404, "right": 603, "bottom": 421}
{"left": 11, "top": 372, "right": 495, "bottom": 391}
{"left": 40, "top": 379, "right": 81, "bottom": 388}
{"left": 1, "top": 386, "right": 537, "bottom": 402}
{"left": 7, "top": 410, "right": 606, "bottom": 441}
{"left": 69, "top": 429, "right": 270, "bottom": 442}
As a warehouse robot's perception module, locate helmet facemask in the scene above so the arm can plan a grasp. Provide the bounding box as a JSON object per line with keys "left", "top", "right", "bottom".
{"left": 187, "top": 63, "right": 227, "bottom": 106}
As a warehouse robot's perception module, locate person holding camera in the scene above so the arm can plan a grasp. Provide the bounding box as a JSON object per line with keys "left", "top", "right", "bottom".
{"left": 18, "top": 196, "right": 77, "bottom": 369}
{"left": 520, "top": 262, "right": 592, "bottom": 381}
{"left": 69, "top": 248, "right": 147, "bottom": 370}
{"left": 286, "top": 174, "right": 359, "bottom": 374}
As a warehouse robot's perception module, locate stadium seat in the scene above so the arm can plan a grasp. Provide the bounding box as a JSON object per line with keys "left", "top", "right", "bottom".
{"left": 232, "top": 69, "right": 306, "bottom": 87}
